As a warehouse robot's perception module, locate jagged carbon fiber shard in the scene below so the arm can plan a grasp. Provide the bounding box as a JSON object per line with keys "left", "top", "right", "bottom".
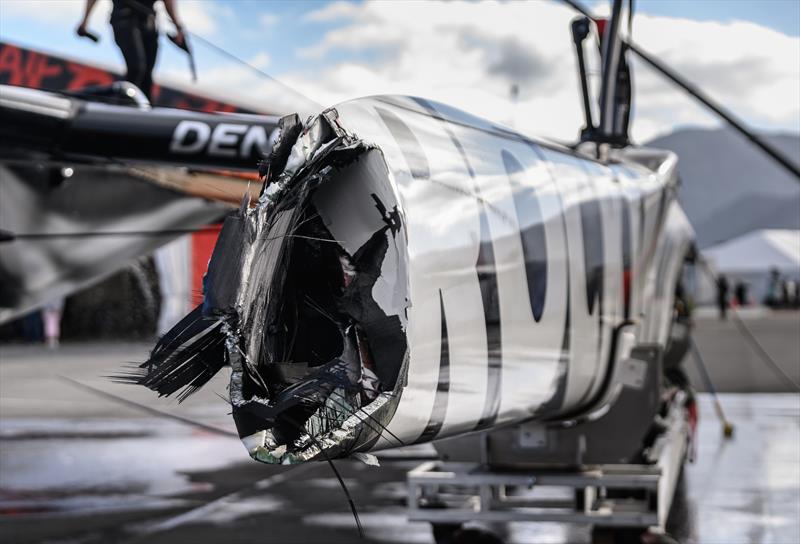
{"left": 132, "top": 109, "right": 410, "bottom": 464}
{"left": 115, "top": 304, "right": 227, "bottom": 401}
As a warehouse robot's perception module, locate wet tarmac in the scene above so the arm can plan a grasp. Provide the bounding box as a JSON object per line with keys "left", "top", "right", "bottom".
{"left": 1, "top": 313, "right": 798, "bottom": 543}
{"left": 688, "top": 310, "right": 800, "bottom": 393}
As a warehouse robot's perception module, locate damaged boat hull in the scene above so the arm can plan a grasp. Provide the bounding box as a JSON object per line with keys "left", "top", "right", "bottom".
{"left": 133, "top": 95, "right": 693, "bottom": 465}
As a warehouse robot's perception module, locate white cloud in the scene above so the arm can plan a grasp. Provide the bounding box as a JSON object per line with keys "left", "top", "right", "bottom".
{"left": 156, "top": 0, "right": 229, "bottom": 35}
{"left": 283, "top": 0, "right": 800, "bottom": 142}
{"left": 1, "top": 0, "right": 112, "bottom": 25}
{"left": 0, "top": 0, "right": 226, "bottom": 36}
{"left": 158, "top": 56, "right": 319, "bottom": 119}
{"left": 248, "top": 51, "right": 270, "bottom": 70}
{"left": 1, "top": 0, "right": 231, "bottom": 35}
{"left": 303, "top": 1, "right": 361, "bottom": 23}
{"left": 5, "top": 0, "right": 796, "bottom": 143}
{"left": 285, "top": 1, "right": 597, "bottom": 140}
{"left": 259, "top": 13, "right": 280, "bottom": 27}
{"left": 630, "top": 16, "right": 800, "bottom": 134}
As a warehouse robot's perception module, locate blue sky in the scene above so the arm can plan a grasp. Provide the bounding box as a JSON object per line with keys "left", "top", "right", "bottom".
{"left": 2, "top": 1, "right": 796, "bottom": 71}
{"left": 636, "top": 0, "right": 799, "bottom": 36}
{"left": 1, "top": 1, "right": 798, "bottom": 140}
{"left": 1, "top": 1, "right": 340, "bottom": 79}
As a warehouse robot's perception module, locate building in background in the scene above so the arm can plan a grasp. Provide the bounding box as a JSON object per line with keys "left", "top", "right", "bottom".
{"left": 696, "top": 229, "right": 800, "bottom": 305}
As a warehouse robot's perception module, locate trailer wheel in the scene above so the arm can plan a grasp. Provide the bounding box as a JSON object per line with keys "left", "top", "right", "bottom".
{"left": 591, "top": 527, "right": 646, "bottom": 544}
{"left": 432, "top": 524, "right": 505, "bottom": 544}
{"left": 431, "top": 522, "right": 462, "bottom": 544}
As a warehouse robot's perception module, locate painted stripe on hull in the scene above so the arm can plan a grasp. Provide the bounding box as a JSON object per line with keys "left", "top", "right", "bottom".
{"left": 327, "top": 96, "right": 691, "bottom": 447}
{"left": 412, "top": 97, "right": 502, "bottom": 432}
{"left": 416, "top": 291, "right": 450, "bottom": 443}
{"left": 501, "top": 150, "right": 548, "bottom": 323}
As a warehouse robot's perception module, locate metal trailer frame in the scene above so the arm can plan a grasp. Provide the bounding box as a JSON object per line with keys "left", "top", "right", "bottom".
{"left": 407, "top": 399, "right": 689, "bottom": 534}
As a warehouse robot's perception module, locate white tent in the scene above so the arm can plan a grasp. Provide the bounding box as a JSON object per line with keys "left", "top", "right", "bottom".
{"left": 697, "top": 229, "right": 800, "bottom": 305}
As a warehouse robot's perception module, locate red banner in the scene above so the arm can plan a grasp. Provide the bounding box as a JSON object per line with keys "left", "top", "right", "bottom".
{"left": 0, "top": 41, "right": 268, "bottom": 323}
{"left": 0, "top": 41, "right": 255, "bottom": 114}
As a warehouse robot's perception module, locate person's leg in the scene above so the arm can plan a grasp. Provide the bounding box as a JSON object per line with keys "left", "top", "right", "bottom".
{"left": 140, "top": 22, "right": 159, "bottom": 101}
{"left": 43, "top": 309, "right": 59, "bottom": 349}
{"left": 112, "top": 21, "right": 148, "bottom": 94}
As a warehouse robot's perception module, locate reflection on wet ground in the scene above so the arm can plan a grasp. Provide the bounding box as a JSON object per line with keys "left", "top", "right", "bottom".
{"left": 1, "top": 418, "right": 245, "bottom": 515}
{"left": 0, "top": 340, "right": 798, "bottom": 543}
{"left": 676, "top": 395, "right": 800, "bottom": 544}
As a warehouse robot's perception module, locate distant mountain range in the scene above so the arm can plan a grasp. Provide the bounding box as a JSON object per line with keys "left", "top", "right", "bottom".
{"left": 646, "top": 128, "right": 800, "bottom": 248}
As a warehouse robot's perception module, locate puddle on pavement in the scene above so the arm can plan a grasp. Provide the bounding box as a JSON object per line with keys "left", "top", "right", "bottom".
{"left": 0, "top": 417, "right": 246, "bottom": 516}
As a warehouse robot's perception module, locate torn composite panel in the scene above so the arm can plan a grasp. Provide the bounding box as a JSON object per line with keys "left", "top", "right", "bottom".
{"left": 127, "top": 109, "right": 410, "bottom": 464}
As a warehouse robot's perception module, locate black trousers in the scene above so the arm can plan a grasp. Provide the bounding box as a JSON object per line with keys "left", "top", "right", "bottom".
{"left": 112, "top": 15, "right": 158, "bottom": 100}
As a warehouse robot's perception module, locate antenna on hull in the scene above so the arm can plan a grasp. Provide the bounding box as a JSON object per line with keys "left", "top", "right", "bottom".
{"left": 570, "top": 0, "right": 633, "bottom": 153}
{"left": 563, "top": 0, "right": 800, "bottom": 181}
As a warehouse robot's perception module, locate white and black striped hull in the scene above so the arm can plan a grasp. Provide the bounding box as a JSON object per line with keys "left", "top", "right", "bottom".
{"left": 327, "top": 96, "right": 693, "bottom": 449}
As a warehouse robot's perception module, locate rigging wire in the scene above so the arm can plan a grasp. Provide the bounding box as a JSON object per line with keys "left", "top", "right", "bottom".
{"left": 689, "top": 339, "right": 734, "bottom": 437}
{"left": 116, "top": 0, "right": 320, "bottom": 111}
{"left": 696, "top": 258, "right": 800, "bottom": 392}
{"left": 281, "top": 415, "right": 365, "bottom": 540}
{"left": 60, "top": 353, "right": 369, "bottom": 540}
{"left": 728, "top": 311, "right": 800, "bottom": 391}
{"left": 185, "top": 31, "right": 321, "bottom": 111}
{"left": 61, "top": 374, "right": 361, "bottom": 542}
{"left": 59, "top": 375, "right": 237, "bottom": 437}
{"left": 0, "top": 227, "right": 221, "bottom": 241}
{"left": 560, "top": 0, "right": 800, "bottom": 181}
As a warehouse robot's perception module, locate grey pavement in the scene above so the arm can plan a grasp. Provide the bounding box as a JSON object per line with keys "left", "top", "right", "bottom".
{"left": 1, "top": 312, "right": 798, "bottom": 543}
{"left": 689, "top": 311, "right": 800, "bottom": 393}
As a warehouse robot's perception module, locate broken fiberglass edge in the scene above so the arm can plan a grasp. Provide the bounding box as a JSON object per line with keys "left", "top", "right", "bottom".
{"left": 126, "top": 107, "right": 412, "bottom": 465}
